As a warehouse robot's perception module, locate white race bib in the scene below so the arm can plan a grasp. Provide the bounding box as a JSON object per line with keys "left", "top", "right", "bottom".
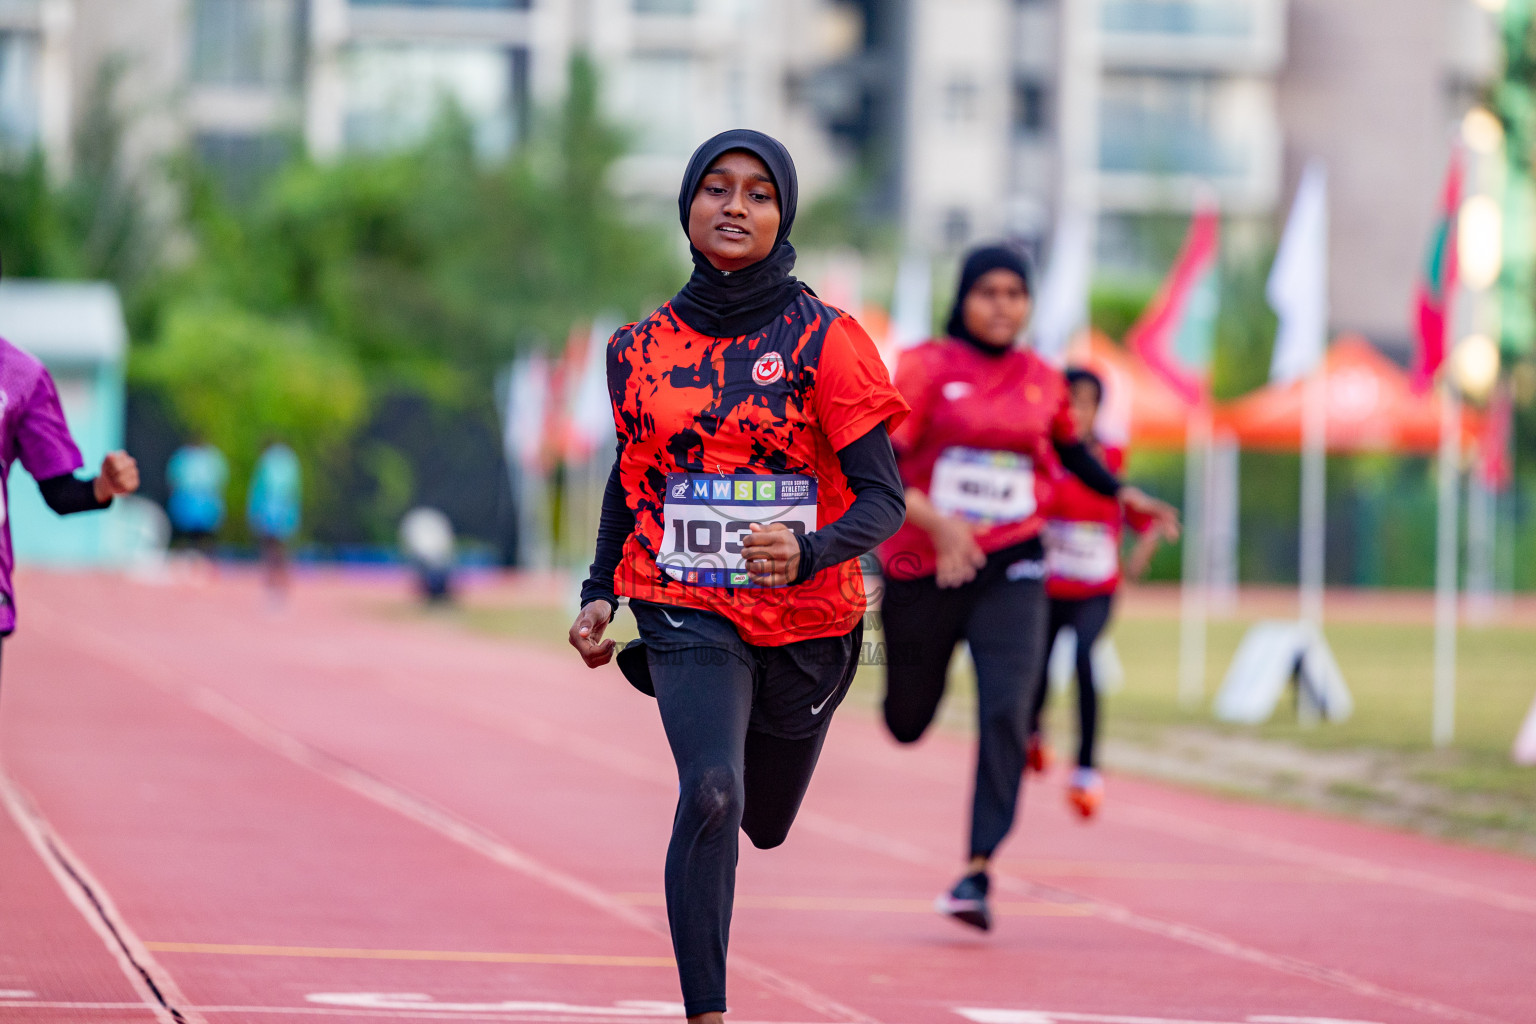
{"left": 658, "top": 473, "right": 817, "bottom": 588}
{"left": 929, "top": 447, "right": 1036, "bottom": 525}
{"left": 1043, "top": 519, "right": 1118, "bottom": 584}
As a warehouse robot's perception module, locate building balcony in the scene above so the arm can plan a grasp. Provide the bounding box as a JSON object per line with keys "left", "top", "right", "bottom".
{"left": 1100, "top": 0, "right": 1285, "bottom": 74}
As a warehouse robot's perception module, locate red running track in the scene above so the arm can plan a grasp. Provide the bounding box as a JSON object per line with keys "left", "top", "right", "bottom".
{"left": 1, "top": 569, "right": 1532, "bottom": 1024}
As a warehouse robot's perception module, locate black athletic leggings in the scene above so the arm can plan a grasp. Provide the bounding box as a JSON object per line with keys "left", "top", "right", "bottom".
{"left": 1028, "top": 593, "right": 1114, "bottom": 769}
{"left": 880, "top": 542, "right": 1048, "bottom": 860}
{"left": 649, "top": 640, "right": 850, "bottom": 1017}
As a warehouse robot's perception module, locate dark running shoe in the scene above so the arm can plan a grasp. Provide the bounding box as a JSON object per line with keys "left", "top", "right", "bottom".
{"left": 935, "top": 871, "right": 992, "bottom": 931}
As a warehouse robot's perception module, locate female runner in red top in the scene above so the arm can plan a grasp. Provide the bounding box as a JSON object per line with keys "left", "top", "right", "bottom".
{"left": 879, "top": 245, "right": 1177, "bottom": 932}
{"left": 568, "top": 130, "right": 908, "bottom": 1022}
{"left": 1029, "top": 368, "right": 1166, "bottom": 819}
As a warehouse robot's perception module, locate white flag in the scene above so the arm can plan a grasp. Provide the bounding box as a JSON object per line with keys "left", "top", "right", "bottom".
{"left": 1267, "top": 160, "right": 1329, "bottom": 383}
{"left": 890, "top": 251, "right": 933, "bottom": 350}
{"left": 1031, "top": 207, "right": 1093, "bottom": 365}
{"left": 565, "top": 319, "right": 619, "bottom": 463}
{"left": 506, "top": 353, "right": 550, "bottom": 472}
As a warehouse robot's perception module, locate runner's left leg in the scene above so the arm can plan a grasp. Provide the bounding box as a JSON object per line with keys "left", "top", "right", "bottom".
{"left": 965, "top": 574, "right": 1049, "bottom": 859}
{"left": 651, "top": 646, "right": 753, "bottom": 1018}
{"left": 1066, "top": 595, "right": 1114, "bottom": 769}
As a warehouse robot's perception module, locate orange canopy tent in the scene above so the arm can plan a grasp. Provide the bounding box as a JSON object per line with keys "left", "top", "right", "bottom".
{"left": 1215, "top": 335, "right": 1480, "bottom": 454}
{"left": 1068, "top": 331, "right": 1196, "bottom": 449}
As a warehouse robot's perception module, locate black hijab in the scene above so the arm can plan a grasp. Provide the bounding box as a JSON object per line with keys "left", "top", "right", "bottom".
{"left": 944, "top": 244, "right": 1033, "bottom": 356}
{"left": 669, "top": 130, "right": 805, "bottom": 338}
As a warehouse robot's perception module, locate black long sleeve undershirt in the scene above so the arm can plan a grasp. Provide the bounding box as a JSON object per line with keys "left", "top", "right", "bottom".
{"left": 1052, "top": 439, "right": 1121, "bottom": 498}
{"left": 37, "top": 474, "right": 109, "bottom": 515}
{"left": 579, "top": 424, "right": 906, "bottom": 612}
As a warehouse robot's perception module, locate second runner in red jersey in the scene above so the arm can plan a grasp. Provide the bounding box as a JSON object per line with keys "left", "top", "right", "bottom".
{"left": 877, "top": 245, "right": 1177, "bottom": 933}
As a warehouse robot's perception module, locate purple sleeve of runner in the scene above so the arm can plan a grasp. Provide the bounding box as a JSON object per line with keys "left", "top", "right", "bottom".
{"left": 16, "top": 371, "right": 85, "bottom": 482}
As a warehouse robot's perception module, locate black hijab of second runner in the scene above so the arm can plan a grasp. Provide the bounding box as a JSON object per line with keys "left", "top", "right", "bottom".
{"left": 944, "top": 244, "right": 1033, "bottom": 357}
{"left": 669, "top": 129, "right": 805, "bottom": 339}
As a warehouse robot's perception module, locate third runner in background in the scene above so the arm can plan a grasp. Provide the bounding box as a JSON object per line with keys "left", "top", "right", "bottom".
{"left": 878, "top": 245, "right": 1178, "bottom": 932}
{"left": 1029, "top": 368, "right": 1168, "bottom": 819}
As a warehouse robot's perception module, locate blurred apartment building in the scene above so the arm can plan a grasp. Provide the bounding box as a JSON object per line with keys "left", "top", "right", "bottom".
{"left": 0, "top": 0, "right": 867, "bottom": 202}
{"left": 900, "top": 0, "right": 1501, "bottom": 346}
{"left": 0, "top": 0, "right": 1507, "bottom": 342}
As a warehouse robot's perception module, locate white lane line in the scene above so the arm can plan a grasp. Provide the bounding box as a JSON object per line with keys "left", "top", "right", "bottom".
{"left": 1110, "top": 802, "right": 1536, "bottom": 916}
{"left": 441, "top": 702, "right": 1508, "bottom": 1024}
{"left": 955, "top": 1012, "right": 1387, "bottom": 1024}
{"left": 183, "top": 682, "right": 879, "bottom": 1024}
{"left": 0, "top": 771, "right": 204, "bottom": 1024}
{"left": 0, "top": 1005, "right": 838, "bottom": 1024}
{"left": 51, "top": 623, "right": 881, "bottom": 1024}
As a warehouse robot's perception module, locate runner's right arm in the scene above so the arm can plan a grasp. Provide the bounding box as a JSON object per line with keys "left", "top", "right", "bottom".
{"left": 579, "top": 454, "right": 634, "bottom": 615}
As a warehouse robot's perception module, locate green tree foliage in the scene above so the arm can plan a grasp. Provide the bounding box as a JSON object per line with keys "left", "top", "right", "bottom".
{"left": 126, "top": 54, "right": 680, "bottom": 542}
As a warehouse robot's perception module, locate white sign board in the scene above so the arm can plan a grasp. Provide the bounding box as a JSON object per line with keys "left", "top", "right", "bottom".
{"left": 1514, "top": 693, "right": 1536, "bottom": 766}
{"left": 1214, "top": 620, "right": 1352, "bottom": 725}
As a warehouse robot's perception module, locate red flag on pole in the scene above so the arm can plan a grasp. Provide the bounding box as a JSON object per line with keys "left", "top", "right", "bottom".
{"left": 1413, "top": 150, "right": 1462, "bottom": 392}
{"left": 1126, "top": 205, "right": 1221, "bottom": 405}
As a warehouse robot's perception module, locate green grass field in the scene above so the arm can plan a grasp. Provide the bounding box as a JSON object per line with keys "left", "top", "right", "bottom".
{"left": 395, "top": 589, "right": 1536, "bottom": 855}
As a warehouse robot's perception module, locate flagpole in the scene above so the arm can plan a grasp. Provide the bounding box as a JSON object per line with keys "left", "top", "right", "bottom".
{"left": 1299, "top": 366, "right": 1327, "bottom": 627}
{"left": 1179, "top": 405, "right": 1211, "bottom": 707}
{"left": 1432, "top": 380, "right": 1460, "bottom": 747}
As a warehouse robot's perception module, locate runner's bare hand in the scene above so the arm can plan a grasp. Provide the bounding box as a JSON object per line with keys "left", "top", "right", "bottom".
{"left": 94, "top": 450, "right": 139, "bottom": 503}
{"left": 932, "top": 516, "right": 986, "bottom": 589}
{"left": 742, "top": 522, "right": 801, "bottom": 586}
{"left": 1120, "top": 486, "right": 1180, "bottom": 542}
{"left": 568, "top": 600, "right": 616, "bottom": 668}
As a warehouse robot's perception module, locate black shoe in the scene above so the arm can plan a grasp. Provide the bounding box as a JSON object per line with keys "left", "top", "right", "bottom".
{"left": 935, "top": 871, "right": 992, "bottom": 931}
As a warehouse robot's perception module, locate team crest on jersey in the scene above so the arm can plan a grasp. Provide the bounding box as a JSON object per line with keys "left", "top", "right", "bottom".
{"left": 752, "top": 351, "right": 785, "bottom": 386}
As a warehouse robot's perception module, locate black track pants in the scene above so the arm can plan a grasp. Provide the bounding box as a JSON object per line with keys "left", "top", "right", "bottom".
{"left": 1028, "top": 593, "right": 1114, "bottom": 769}
{"left": 879, "top": 542, "right": 1048, "bottom": 860}
{"left": 636, "top": 602, "right": 858, "bottom": 1018}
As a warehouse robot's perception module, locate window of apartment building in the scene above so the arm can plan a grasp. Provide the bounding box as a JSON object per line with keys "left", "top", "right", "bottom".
{"left": 943, "top": 77, "right": 978, "bottom": 125}
{"left": 0, "top": 31, "right": 40, "bottom": 153}
{"left": 190, "top": 0, "right": 304, "bottom": 88}
{"left": 943, "top": 207, "right": 972, "bottom": 248}
{"left": 1013, "top": 78, "right": 1048, "bottom": 138}
{"left": 1098, "top": 73, "right": 1239, "bottom": 177}
{"left": 633, "top": 0, "right": 696, "bottom": 13}
{"left": 349, "top": 1, "right": 532, "bottom": 8}
{"left": 614, "top": 53, "right": 695, "bottom": 157}
{"left": 1100, "top": 0, "right": 1251, "bottom": 38}
{"left": 194, "top": 132, "right": 293, "bottom": 197}
{"left": 343, "top": 44, "right": 529, "bottom": 159}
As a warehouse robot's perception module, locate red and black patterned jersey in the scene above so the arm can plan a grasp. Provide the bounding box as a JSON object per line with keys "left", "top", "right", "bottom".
{"left": 609, "top": 293, "right": 908, "bottom": 646}
{"left": 880, "top": 338, "right": 1078, "bottom": 581}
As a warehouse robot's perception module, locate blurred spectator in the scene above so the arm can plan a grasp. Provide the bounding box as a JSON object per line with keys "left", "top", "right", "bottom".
{"left": 399, "top": 507, "right": 455, "bottom": 604}
{"left": 248, "top": 441, "right": 301, "bottom": 601}
{"left": 166, "top": 438, "right": 228, "bottom": 556}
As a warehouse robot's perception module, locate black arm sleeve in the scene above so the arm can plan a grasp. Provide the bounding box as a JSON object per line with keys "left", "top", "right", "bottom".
{"left": 37, "top": 474, "right": 110, "bottom": 515}
{"left": 792, "top": 424, "right": 906, "bottom": 583}
{"left": 1053, "top": 440, "right": 1121, "bottom": 498}
{"left": 579, "top": 456, "right": 635, "bottom": 612}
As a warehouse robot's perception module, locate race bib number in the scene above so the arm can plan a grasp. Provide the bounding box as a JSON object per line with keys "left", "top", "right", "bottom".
{"left": 1044, "top": 519, "right": 1118, "bottom": 584}
{"left": 658, "top": 473, "right": 818, "bottom": 588}
{"left": 930, "top": 447, "right": 1036, "bottom": 525}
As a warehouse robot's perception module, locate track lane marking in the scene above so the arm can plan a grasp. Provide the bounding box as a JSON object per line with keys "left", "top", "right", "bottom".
{"left": 612, "top": 892, "right": 1092, "bottom": 915}
{"left": 144, "top": 942, "right": 673, "bottom": 967}
{"left": 0, "top": 770, "right": 203, "bottom": 1024}
{"left": 45, "top": 621, "right": 881, "bottom": 1024}
{"left": 40, "top": 607, "right": 1505, "bottom": 1024}
{"left": 403, "top": 695, "right": 1508, "bottom": 1024}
